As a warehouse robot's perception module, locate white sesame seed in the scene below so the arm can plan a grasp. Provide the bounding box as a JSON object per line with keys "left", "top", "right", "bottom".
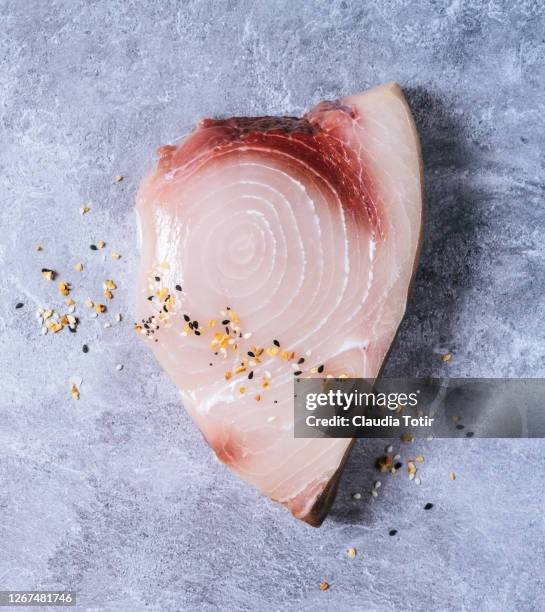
{"left": 352, "top": 492, "right": 361, "bottom": 500}
{"left": 90, "top": 313, "right": 98, "bottom": 319}
{"left": 386, "top": 445, "right": 393, "bottom": 453}
{"left": 394, "top": 454, "right": 401, "bottom": 461}
{"left": 104, "top": 322, "right": 112, "bottom": 329}
{"left": 116, "top": 364, "right": 123, "bottom": 371}
{"left": 371, "top": 489, "right": 378, "bottom": 498}
{"left": 415, "top": 477, "right": 422, "bottom": 485}
{"left": 116, "top": 313, "right": 122, "bottom": 322}
{"left": 374, "top": 480, "right": 382, "bottom": 489}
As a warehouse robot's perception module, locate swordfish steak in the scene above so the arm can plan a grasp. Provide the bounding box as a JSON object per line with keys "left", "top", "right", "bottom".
{"left": 135, "top": 82, "right": 424, "bottom": 526}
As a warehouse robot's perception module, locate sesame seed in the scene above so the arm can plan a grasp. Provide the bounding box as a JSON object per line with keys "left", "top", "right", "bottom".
{"left": 347, "top": 547, "right": 357, "bottom": 558}
{"left": 352, "top": 492, "right": 361, "bottom": 500}
{"left": 175, "top": 284, "right": 182, "bottom": 291}
{"left": 15, "top": 302, "right": 24, "bottom": 309}
{"left": 294, "top": 370, "right": 302, "bottom": 376}
{"left": 248, "top": 371, "right": 254, "bottom": 379}
{"left": 317, "top": 364, "right": 324, "bottom": 373}
{"left": 389, "top": 529, "right": 397, "bottom": 536}
{"left": 82, "top": 344, "right": 89, "bottom": 353}
{"left": 116, "top": 364, "right": 123, "bottom": 371}
{"left": 247, "top": 351, "right": 255, "bottom": 357}
{"left": 424, "top": 502, "right": 434, "bottom": 510}
{"left": 319, "top": 581, "right": 330, "bottom": 591}
{"left": 273, "top": 339, "right": 280, "bottom": 347}
{"left": 183, "top": 314, "right": 190, "bottom": 322}
{"left": 154, "top": 276, "right": 160, "bottom": 282}
{"left": 297, "top": 357, "right": 305, "bottom": 364}
{"left": 90, "top": 244, "right": 98, "bottom": 250}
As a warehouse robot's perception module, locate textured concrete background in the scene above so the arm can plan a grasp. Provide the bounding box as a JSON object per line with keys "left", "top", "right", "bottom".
{"left": 1, "top": 1, "right": 545, "bottom": 610}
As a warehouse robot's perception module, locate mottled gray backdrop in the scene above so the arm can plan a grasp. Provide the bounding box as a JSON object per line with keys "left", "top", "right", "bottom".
{"left": 1, "top": 1, "right": 544, "bottom": 611}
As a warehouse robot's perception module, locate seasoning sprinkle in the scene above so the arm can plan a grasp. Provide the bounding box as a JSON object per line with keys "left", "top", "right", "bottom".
{"left": 111, "top": 251, "right": 122, "bottom": 260}
{"left": 41, "top": 268, "right": 56, "bottom": 280}
{"left": 175, "top": 284, "right": 182, "bottom": 291}
{"left": 15, "top": 302, "right": 24, "bottom": 309}
{"left": 449, "top": 471, "right": 456, "bottom": 481}
{"left": 82, "top": 344, "right": 89, "bottom": 353}
{"left": 319, "top": 582, "right": 330, "bottom": 592}
{"left": 70, "top": 383, "right": 80, "bottom": 400}
{"left": 347, "top": 547, "right": 357, "bottom": 558}
{"left": 114, "top": 175, "right": 124, "bottom": 182}
{"left": 74, "top": 262, "right": 83, "bottom": 272}
{"left": 424, "top": 502, "right": 434, "bottom": 510}
{"left": 317, "top": 364, "right": 324, "bottom": 373}
{"left": 442, "top": 352, "right": 453, "bottom": 362}
{"left": 389, "top": 529, "right": 397, "bottom": 536}
{"left": 273, "top": 339, "right": 280, "bottom": 347}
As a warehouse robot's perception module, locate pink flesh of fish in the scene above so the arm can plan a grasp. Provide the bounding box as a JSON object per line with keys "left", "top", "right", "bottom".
{"left": 135, "top": 82, "right": 424, "bottom": 526}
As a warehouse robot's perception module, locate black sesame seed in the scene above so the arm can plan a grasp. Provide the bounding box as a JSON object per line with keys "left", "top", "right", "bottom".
{"left": 274, "top": 400, "right": 278, "bottom": 404}
{"left": 90, "top": 244, "right": 98, "bottom": 250}
{"left": 222, "top": 319, "right": 230, "bottom": 325}
{"left": 144, "top": 323, "right": 150, "bottom": 329}
{"left": 273, "top": 339, "right": 280, "bottom": 347}
{"left": 247, "top": 351, "right": 255, "bottom": 358}
{"left": 394, "top": 462, "right": 403, "bottom": 470}
{"left": 389, "top": 529, "right": 397, "bottom": 536}
{"left": 147, "top": 296, "right": 154, "bottom": 301}
{"left": 225, "top": 327, "right": 230, "bottom": 334}
{"left": 175, "top": 284, "right": 182, "bottom": 291}
{"left": 15, "top": 302, "right": 24, "bottom": 309}
{"left": 154, "top": 276, "right": 160, "bottom": 282}
{"left": 194, "top": 330, "right": 201, "bottom": 336}
{"left": 297, "top": 357, "right": 305, "bottom": 364}
{"left": 466, "top": 431, "right": 474, "bottom": 438}
{"left": 424, "top": 503, "right": 434, "bottom": 510}
{"left": 456, "top": 424, "right": 464, "bottom": 430}
{"left": 188, "top": 322, "right": 193, "bottom": 329}
{"left": 209, "top": 363, "right": 213, "bottom": 366}
{"left": 317, "top": 364, "right": 324, "bottom": 373}
{"left": 294, "top": 370, "right": 302, "bottom": 376}
{"left": 82, "top": 344, "right": 89, "bottom": 353}
{"left": 183, "top": 314, "right": 190, "bottom": 322}
{"left": 248, "top": 371, "right": 254, "bottom": 380}
{"left": 68, "top": 326, "right": 76, "bottom": 333}
{"left": 193, "top": 321, "right": 199, "bottom": 328}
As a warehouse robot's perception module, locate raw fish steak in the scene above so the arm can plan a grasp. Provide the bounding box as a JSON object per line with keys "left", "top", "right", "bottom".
{"left": 135, "top": 82, "right": 424, "bottom": 526}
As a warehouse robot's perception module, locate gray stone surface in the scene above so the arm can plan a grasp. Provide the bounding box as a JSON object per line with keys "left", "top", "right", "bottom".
{"left": 1, "top": 1, "right": 544, "bottom": 610}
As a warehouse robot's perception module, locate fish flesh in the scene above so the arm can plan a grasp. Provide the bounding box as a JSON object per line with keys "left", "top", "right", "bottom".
{"left": 135, "top": 82, "right": 424, "bottom": 525}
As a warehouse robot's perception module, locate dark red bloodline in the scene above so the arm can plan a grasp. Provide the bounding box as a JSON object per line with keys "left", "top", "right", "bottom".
{"left": 157, "top": 101, "right": 381, "bottom": 235}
